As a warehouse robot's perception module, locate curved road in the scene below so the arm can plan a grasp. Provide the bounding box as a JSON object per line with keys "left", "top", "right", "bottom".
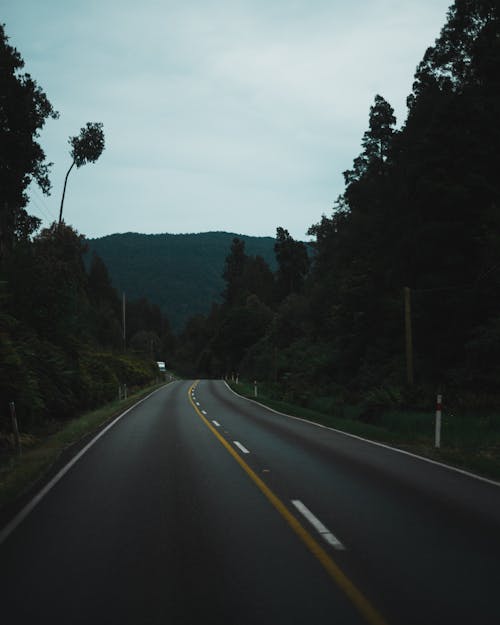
{"left": 1, "top": 380, "right": 499, "bottom": 624}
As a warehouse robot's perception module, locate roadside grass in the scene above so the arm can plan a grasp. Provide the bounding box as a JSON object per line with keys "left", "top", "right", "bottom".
{"left": 0, "top": 381, "right": 167, "bottom": 510}
{"left": 229, "top": 381, "right": 500, "bottom": 482}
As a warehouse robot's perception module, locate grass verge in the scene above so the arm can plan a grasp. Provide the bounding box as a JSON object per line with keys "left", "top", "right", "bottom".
{"left": 0, "top": 381, "right": 167, "bottom": 510}
{"left": 229, "top": 381, "right": 500, "bottom": 483}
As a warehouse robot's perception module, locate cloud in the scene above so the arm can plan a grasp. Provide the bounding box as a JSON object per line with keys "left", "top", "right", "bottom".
{"left": 3, "top": 0, "right": 451, "bottom": 239}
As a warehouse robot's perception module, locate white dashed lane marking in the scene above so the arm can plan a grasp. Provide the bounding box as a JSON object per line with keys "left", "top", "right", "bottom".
{"left": 233, "top": 441, "right": 250, "bottom": 454}
{"left": 291, "top": 500, "right": 345, "bottom": 550}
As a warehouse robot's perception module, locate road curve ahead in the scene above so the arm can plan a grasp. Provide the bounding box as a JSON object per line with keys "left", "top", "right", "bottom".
{"left": 0, "top": 379, "right": 499, "bottom": 625}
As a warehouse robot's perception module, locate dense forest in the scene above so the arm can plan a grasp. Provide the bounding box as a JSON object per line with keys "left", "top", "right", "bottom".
{"left": 0, "top": 23, "right": 173, "bottom": 431}
{"left": 86, "top": 231, "right": 278, "bottom": 332}
{"left": 172, "top": 0, "right": 500, "bottom": 412}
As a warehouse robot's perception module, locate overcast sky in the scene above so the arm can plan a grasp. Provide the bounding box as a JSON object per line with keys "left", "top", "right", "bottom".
{"left": 3, "top": 0, "right": 451, "bottom": 240}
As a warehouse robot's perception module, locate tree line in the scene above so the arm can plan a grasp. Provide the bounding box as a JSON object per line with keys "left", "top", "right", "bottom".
{"left": 173, "top": 1, "right": 500, "bottom": 411}
{"left": 0, "top": 23, "right": 173, "bottom": 431}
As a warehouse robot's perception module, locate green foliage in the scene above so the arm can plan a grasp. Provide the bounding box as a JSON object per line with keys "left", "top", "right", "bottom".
{"left": 78, "top": 351, "right": 119, "bottom": 408}
{"left": 4, "top": 224, "right": 90, "bottom": 346}
{"left": 0, "top": 29, "right": 165, "bottom": 442}
{"left": 69, "top": 122, "right": 105, "bottom": 168}
{"left": 88, "top": 252, "right": 120, "bottom": 315}
{"left": 343, "top": 94, "right": 396, "bottom": 186}
{"left": 222, "top": 237, "right": 248, "bottom": 306}
{"left": 213, "top": 295, "right": 273, "bottom": 372}
{"left": 175, "top": 2, "right": 500, "bottom": 412}
{"left": 0, "top": 312, "right": 44, "bottom": 427}
{"left": 129, "top": 330, "right": 161, "bottom": 356}
{"left": 274, "top": 227, "right": 310, "bottom": 299}
{"left": 358, "top": 387, "right": 404, "bottom": 424}
{"left": 298, "top": 2, "right": 500, "bottom": 396}
{"left": 59, "top": 122, "right": 105, "bottom": 223}
{"left": 78, "top": 351, "right": 156, "bottom": 409}
{"left": 0, "top": 23, "right": 58, "bottom": 258}
{"left": 0, "top": 223, "right": 167, "bottom": 430}
{"left": 109, "top": 353, "right": 158, "bottom": 387}
{"left": 242, "top": 255, "right": 275, "bottom": 306}
{"left": 86, "top": 231, "right": 277, "bottom": 332}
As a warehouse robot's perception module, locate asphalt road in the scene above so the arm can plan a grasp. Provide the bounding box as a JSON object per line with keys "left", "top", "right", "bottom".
{"left": 1, "top": 379, "right": 499, "bottom": 624}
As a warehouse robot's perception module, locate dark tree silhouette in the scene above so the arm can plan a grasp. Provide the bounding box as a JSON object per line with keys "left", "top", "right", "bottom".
{"left": 0, "top": 23, "right": 58, "bottom": 260}
{"left": 274, "top": 227, "right": 310, "bottom": 298}
{"left": 59, "top": 122, "right": 105, "bottom": 223}
{"left": 222, "top": 238, "right": 247, "bottom": 306}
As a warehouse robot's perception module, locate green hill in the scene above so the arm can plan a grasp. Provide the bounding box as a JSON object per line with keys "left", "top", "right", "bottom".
{"left": 86, "top": 231, "right": 277, "bottom": 332}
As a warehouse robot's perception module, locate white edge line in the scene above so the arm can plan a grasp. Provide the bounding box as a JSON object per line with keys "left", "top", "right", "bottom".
{"left": 212, "top": 420, "right": 221, "bottom": 427}
{"left": 223, "top": 381, "right": 500, "bottom": 488}
{"left": 0, "top": 384, "right": 170, "bottom": 546}
{"left": 291, "top": 499, "right": 345, "bottom": 550}
{"left": 233, "top": 441, "right": 250, "bottom": 454}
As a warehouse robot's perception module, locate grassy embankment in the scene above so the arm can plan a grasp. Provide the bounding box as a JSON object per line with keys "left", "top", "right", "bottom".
{"left": 0, "top": 380, "right": 169, "bottom": 510}
{"left": 229, "top": 380, "right": 500, "bottom": 482}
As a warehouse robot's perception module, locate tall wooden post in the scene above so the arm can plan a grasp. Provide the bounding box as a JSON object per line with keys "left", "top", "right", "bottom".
{"left": 122, "top": 291, "right": 126, "bottom": 351}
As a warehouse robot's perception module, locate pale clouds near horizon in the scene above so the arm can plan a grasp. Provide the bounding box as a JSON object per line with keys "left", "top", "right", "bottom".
{"left": 3, "top": 0, "right": 451, "bottom": 240}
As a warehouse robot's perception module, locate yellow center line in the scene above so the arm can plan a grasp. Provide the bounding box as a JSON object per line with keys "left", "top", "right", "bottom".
{"left": 188, "top": 381, "right": 389, "bottom": 625}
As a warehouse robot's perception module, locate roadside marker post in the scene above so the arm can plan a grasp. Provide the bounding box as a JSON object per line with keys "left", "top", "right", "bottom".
{"left": 254, "top": 380, "right": 258, "bottom": 397}
{"left": 435, "top": 394, "right": 442, "bottom": 448}
{"left": 9, "top": 401, "right": 21, "bottom": 455}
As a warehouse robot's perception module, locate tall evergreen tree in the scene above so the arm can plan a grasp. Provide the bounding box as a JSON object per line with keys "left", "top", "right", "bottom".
{"left": 222, "top": 238, "right": 247, "bottom": 306}
{"left": 87, "top": 253, "right": 122, "bottom": 348}
{"left": 344, "top": 94, "right": 396, "bottom": 187}
{"left": 274, "top": 227, "right": 310, "bottom": 299}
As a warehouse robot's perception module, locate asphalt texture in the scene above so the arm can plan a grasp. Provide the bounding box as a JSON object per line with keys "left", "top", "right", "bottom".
{"left": 1, "top": 379, "right": 499, "bottom": 624}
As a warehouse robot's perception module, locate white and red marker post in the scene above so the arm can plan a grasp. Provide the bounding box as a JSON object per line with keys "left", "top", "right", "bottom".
{"left": 435, "top": 394, "right": 443, "bottom": 448}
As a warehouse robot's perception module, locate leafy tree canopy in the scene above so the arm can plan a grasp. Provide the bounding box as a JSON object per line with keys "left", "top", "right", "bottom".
{"left": 0, "top": 23, "right": 58, "bottom": 257}
{"left": 274, "top": 227, "right": 310, "bottom": 299}
{"left": 59, "top": 122, "right": 105, "bottom": 223}
{"left": 70, "top": 122, "right": 105, "bottom": 168}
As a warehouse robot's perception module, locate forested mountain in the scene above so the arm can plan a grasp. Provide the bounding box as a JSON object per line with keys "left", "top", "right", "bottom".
{"left": 174, "top": 0, "right": 500, "bottom": 409}
{"left": 86, "top": 232, "right": 278, "bottom": 331}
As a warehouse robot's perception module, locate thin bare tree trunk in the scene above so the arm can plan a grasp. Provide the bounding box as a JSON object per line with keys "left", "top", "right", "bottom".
{"left": 58, "top": 160, "right": 75, "bottom": 224}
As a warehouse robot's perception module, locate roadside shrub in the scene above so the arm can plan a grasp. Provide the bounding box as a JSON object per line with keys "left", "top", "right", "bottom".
{"left": 358, "top": 386, "right": 404, "bottom": 424}
{"left": 0, "top": 327, "right": 44, "bottom": 428}
{"left": 94, "top": 353, "right": 157, "bottom": 389}
{"left": 78, "top": 351, "right": 119, "bottom": 408}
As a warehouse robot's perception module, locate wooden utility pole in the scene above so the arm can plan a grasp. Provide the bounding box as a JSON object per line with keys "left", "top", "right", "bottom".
{"left": 404, "top": 287, "right": 414, "bottom": 385}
